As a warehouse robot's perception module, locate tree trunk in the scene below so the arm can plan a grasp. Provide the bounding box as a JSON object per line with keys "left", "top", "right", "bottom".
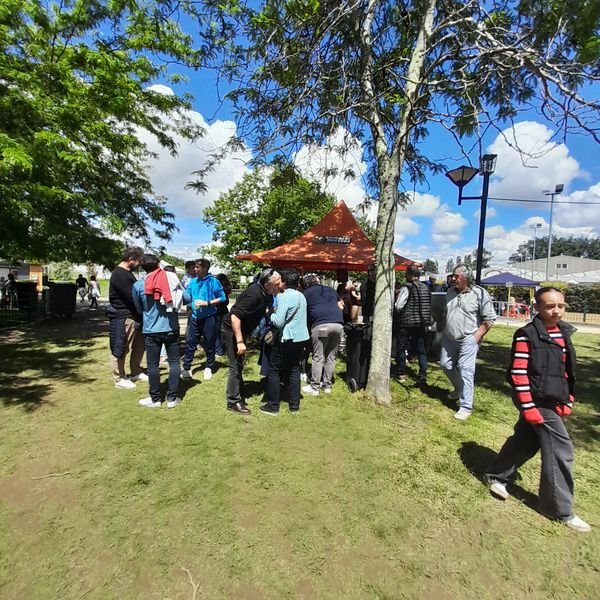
{"left": 365, "top": 0, "right": 437, "bottom": 405}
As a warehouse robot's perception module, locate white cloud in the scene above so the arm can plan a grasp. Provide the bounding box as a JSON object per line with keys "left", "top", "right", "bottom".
{"left": 474, "top": 206, "right": 497, "bottom": 219}
{"left": 431, "top": 209, "right": 469, "bottom": 245}
{"left": 487, "top": 121, "right": 583, "bottom": 199}
{"left": 138, "top": 96, "right": 252, "bottom": 220}
{"left": 293, "top": 128, "right": 368, "bottom": 207}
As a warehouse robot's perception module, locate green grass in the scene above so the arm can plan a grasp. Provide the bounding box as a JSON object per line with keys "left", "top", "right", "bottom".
{"left": 1, "top": 313, "right": 599, "bottom": 599}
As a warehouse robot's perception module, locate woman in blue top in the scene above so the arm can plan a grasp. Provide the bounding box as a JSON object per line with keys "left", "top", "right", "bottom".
{"left": 260, "top": 269, "right": 309, "bottom": 415}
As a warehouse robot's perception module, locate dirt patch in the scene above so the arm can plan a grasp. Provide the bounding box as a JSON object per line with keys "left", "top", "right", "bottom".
{"left": 294, "top": 577, "right": 315, "bottom": 599}
{"left": 229, "top": 584, "right": 266, "bottom": 599}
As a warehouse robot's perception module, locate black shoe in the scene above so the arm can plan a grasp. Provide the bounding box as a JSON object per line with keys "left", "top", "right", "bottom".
{"left": 227, "top": 401, "right": 251, "bottom": 415}
{"left": 259, "top": 403, "right": 279, "bottom": 416}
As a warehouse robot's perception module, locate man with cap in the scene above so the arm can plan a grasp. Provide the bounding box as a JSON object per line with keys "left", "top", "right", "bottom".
{"left": 394, "top": 265, "right": 432, "bottom": 385}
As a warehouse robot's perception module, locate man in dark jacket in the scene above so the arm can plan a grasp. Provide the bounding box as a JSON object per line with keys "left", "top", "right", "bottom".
{"left": 221, "top": 268, "right": 281, "bottom": 414}
{"left": 394, "top": 265, "right": 432, "bottom": 385}
{"left": 107, "top": 246, "right": 146, "bottom": 390}
{"left": 485, "top": 287, "right": 590, "bottom": 533}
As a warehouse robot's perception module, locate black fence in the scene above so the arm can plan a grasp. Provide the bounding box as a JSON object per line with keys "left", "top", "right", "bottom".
{"left": 0, "top": 282, "right": 77, "bottom": 329}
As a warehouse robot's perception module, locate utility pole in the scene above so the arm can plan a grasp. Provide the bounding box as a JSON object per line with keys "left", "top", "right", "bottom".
{"left": 543, "top": 184, "right": 564, "bottom": 280}
{"left": 529, "top": 222, "right": 542, "bottom": 280}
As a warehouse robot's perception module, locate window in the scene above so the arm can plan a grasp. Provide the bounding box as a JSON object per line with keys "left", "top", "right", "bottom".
{"left": 555, "top": 263, "right": 568, "bottom": 270}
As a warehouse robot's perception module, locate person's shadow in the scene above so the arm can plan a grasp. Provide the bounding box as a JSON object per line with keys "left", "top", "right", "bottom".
{"left": 457, "top": 441, "right": 539, "bottom": 512}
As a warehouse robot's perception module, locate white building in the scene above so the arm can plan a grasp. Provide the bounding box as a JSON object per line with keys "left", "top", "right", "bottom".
{"left": 504, "top": 254, "right": 600, "bottom": 285}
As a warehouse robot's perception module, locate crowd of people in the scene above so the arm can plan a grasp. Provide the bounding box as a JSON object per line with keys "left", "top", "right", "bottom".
{"left": 103, "top": 247, "right": 590, "bottom": 533}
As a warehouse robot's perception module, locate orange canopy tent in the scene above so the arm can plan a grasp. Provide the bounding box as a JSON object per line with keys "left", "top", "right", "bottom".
{"left": 236, "top": 200, "right": 418, "bottom": 272}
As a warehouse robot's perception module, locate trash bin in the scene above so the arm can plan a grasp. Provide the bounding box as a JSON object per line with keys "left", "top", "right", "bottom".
{"left": 15, "top": 281, "right": 38, "bottom": 316}
{"left": 344, "top": 322, "right": 372, "bottom": 392}
{"left": 47, "top": 282, "right": 77, "bottom": 317}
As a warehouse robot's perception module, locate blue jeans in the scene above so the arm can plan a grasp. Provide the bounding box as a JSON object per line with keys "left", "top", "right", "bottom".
{"left": 183, "top": 315, "right": 217, "bottom": 371}
{"left": 145, "top": 332, "right": 180, "bottom": 402}
{"left": 440, "top": 334, "right": 480, "bottom": 410}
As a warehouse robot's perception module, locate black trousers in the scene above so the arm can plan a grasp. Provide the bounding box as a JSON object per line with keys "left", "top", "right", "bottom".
{"left": 486, "top": 407, "right": 575, "bottom": 519}
{"left": 222, "top": 327, "right": 245, "bottom": 406}
{"left": 265, "top": 340, "right": 304, "bottom": 412}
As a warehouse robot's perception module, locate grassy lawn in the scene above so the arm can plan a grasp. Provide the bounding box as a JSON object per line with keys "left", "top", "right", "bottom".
{"left": 1, "top": 309, "right": 599, "bottom": 599}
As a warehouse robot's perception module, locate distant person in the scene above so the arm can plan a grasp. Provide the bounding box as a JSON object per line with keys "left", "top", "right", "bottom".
{"left": 428, "top": 275, "right": 443, "bottom": 292}
{"left": 181, "top": 260, "right": 197, "bottom": 289}
{"left": 76, "top": 274, "right": 88, "bottom": 303}
{"left": 440, "top": 264, "right": 496, "bottom": 420}
{"left": 4, "top": 274, "right": 17, "bottom": 308}
{"left": 132, "top": 254, "right": 190, "bottom": 408}
{"left": 107, "top": 246, "right": 146, "bottom": 390}
{"left": 222, "top": 268, "right": 281, "bottom": 415}
{"left": 360, "top": 263, "right": 376, "bottom": 321}
{"left": 88, "top": 275, "right": 101, "bottom": 309}
{"left": 302, "top": 273, "right": 344, "bottom": 396}
{"left": 260, "top": 269, "right": 309, "bottom": 415}
{"left": 394, "top": 265, "right": 432, "bottom": 385}
{"left": 215, "top": 273, "right": 232, "bottom": 356}
{"left": 485, "top": 287, "right": 591, "bottom": 533}
{"left": 181, "top": 259, "right": 225, "bottom": 381}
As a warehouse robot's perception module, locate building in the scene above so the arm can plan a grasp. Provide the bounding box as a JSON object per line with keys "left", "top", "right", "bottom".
{"left": 505, "top": 254, "right": 600, "bottom": 285}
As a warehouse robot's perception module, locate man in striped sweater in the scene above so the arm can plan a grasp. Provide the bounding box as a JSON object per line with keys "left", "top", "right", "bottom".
{"left": 485, "top": 287, "right": 591, "bottom": 533}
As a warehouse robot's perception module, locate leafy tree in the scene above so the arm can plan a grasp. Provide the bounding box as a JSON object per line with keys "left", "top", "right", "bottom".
{"left": 0, "top": 0, "right": 206, "bottom": 264}
{"left": 203, "top": 165, "right": 335, "bottom": 279}
{"left": 201, "top": 0, "right": 600, "bottom": 404}
{"left": 509, "top": 236, "right": 600, "bottom": 263}
{"left": 445, "top": 258, "right": 455, "bottom": 274}
{"left": 423, "top": 259, "right": 439, "bottom": 274}
{"left": 48, "top": 261, "right": 74, "bottom": 282}
{"left": 471, "top": 248, "right": 492, "bottom": 272}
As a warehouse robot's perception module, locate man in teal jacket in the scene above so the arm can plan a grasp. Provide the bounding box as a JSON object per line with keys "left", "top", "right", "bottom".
{"left": 132, "top": 254, "right": 191, "bottom": 408}
{"left": 181, "top": 259, "right": 226, "bottom": 381}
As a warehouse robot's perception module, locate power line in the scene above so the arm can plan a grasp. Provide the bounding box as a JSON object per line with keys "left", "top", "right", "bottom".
{"left": 488, "top": 196, "right": 600, "bottom": 205}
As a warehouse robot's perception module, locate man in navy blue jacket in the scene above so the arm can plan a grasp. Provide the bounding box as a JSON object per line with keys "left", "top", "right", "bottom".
{"left": 132, "top": 254, "right": 191, "bottom": 408}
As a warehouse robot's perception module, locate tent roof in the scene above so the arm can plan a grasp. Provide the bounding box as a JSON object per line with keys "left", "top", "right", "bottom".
{"left": 236, "top": 200, "right": 418, "bottom": 272}
{"left": 481, "top": 272, "right": 540, "bottom": 287}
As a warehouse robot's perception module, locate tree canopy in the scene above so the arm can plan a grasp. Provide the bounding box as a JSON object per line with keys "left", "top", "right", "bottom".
{"left": 0, "top": 0, "right": 206, "bottom": 265}
{"left": 202, "top": 164, "right": 336, "bottom": 278}
{"left": 509, "top": 236, "right": 600, "bottom": 262}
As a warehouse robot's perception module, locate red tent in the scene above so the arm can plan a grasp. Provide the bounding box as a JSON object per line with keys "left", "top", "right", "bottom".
{"left": 236, "top": 200, "right": 418, "bottom": 272}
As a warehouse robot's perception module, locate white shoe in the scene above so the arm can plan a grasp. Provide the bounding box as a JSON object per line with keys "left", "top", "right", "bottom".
{"left": 489, "top": 481, "right": 509, "bottom": 500}
{"left": 447, "top": 390, "right": 460, "bottom": 400}
{"left": 454, "top": 408, "right": 472, "bottom": 421}
{"left": 563, "top": 515, "right": 592, "bottom": 533}
{"left": 203, "top": 367, "right": 213, "bottom": 380}
{"left": 130, "top": 372, "right": 148, "bottom": 383}
{"left": 322, "top": 386, "right": 332, "bottom": 394}
{"left": 180, "top": 369, "right": 192, "bottom": 380}
{"left": 300, "top": 373, "right": 308, "bottom": 383}
{"left": 166, "top": 397, "right": 182, "bottom": 409}
{"left": 302, "top": 385, "right": 319, "bottom": 396}
{"left": 115, "top": 378, "right": 136, "bottom": 390}
{"left": 138, "top": 397, "right": 161, "bottom": 408}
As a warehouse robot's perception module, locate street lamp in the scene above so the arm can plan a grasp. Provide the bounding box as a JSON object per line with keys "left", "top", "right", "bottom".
{"left": 529, "top": 222, "right": 542, "bottom": 280}
{"left": 445, "top": 154, "right": 497, "bottom": 285}
{"left": 543, "top": 184, "right": 564, "bottom": 280}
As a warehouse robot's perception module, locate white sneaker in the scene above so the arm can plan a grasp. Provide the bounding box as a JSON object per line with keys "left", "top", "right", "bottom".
{"left": 302, "top": 385, "right": 319, "bottom": 396}
{"left": 489, "top": 481, "right": 509, "bottom": 500}
{"left": 563, "top": 515, "right": 592, "bottom": 533}
{"left": 180, "top": 369, "right": 192, "bottom": 380}
{"left": 454, "top": 408, "right": 472, "bottom": 421}
{"left": 203, "top": 367, "right": 213, "bottom": 381}
{"left": 300, "top": 373, "right": 308, "bottom": 383}
{"left": 166, "top": 397, "right": 182, "bottom": 409}
{"left": 322, "top": 386, "right": 332, "bottom": 394}
{"left": 447, "top": 390, "right": 460, "bottom": 400}
{"left": 138, "top": 397, "right": 161, "bottom": 408}
{"left": 115, "top": 378, "right": 136, "bottom": 390}
{"left": 130, "top": 372, "right": 148, "bottom": 383}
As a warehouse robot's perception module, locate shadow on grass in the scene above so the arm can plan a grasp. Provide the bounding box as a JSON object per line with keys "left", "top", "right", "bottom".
{"left": 458, "top": 441, "right": 539, "bottom": 513}
{"left": 0, "top": 304, "right": 109, "bottom": 411}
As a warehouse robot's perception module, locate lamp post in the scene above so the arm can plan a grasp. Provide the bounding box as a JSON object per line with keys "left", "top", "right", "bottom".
{"left": 446, "top": 154, "right": 497, "bottom": 285}
{"left": 529, "top": 222, "right": 542, "bottom": 280}
{"left": 543, "top": 184, "right": 563, "bottom": 281}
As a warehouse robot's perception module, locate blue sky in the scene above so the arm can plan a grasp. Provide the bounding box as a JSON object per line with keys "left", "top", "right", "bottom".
{"left": 141, "top": 79, "right": 600, "bottom": 274}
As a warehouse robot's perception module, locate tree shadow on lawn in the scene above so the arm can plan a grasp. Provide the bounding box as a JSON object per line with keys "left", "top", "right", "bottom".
{"left": 0, "top": 305, "right": 107, "bottom": 411}
{"left": 458, "top": 441, "right": 539, "bottom": 513}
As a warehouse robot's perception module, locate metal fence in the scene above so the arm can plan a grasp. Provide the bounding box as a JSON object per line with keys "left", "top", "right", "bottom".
{"left": 492, "top": 301, "right": 600, "bottom": 325}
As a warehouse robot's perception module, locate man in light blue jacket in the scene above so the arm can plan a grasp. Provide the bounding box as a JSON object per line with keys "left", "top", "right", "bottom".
{"left": 181, "top": 258, "right": 226, "bottom": 381}
{"left": 132, "top": 254, "right": 191, "bottom": 408}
